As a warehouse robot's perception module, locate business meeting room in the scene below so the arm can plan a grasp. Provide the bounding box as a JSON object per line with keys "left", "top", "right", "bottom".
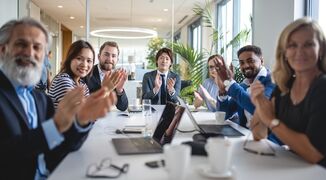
{"left": 0, "top": 0, "right": 326, "bottom": 179}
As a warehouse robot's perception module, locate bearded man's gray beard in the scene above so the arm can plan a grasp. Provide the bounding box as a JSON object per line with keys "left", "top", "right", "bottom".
{"left": 0, "top": 54, "right": 42, "bottom": 87}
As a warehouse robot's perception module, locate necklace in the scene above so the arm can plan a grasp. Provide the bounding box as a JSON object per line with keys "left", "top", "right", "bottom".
{"left": 290, "top": 72, "right": 321, "bottom": 105}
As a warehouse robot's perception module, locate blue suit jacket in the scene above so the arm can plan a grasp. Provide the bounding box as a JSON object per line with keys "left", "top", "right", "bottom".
{"left": 85, "top": 64, "right": 128, "bottom": 111}
{"left": 142, "top": 70, "right": 181, "bottom": 104}
{"left": 0, "top": 71, "right": 89, "bottom": 179}
{"left": 219, "top": 73, "right": 275, "bottom": 127}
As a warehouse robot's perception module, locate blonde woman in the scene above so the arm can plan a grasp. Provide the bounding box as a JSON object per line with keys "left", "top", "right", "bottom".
{"left": 250, "top": 17, "right": 326, "bottom": 167}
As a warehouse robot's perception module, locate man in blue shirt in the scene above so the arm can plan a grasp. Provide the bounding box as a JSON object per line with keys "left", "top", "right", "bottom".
{"left": 214, "top": 45, "right": 275, "bottom": 128}
{"left": 0, "top": 18, "right": 116, "bottom": 179}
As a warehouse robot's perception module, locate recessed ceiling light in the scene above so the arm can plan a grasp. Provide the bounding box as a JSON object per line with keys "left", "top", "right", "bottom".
{"left": 80, "top": 26, "right": 84, "bottom": 28}
{"left": 157, "top": 19, "right": 162, "bottom": 22}
{"left": 69, "top": 16, "right": 75, "bottom": 20}
{"left": 57, "top": 5, "right": 63, "bottom": 8}
{"left": 163, "top": 9, "right": 168, "bottom": 12}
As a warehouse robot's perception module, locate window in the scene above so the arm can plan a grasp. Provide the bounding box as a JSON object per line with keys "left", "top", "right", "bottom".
{"left": 173, "top": 32, "right": 181, "bottom": 64}
{"left": 318, "top": 1, "right": 326, "bottom": 33}
{"left": 188, "top": 18, "right": 202, "bottom": 52}
{"left": 306, "top": 0, "right": 325, "bottom": 35}
{"left": 217, "top": 0, "right": 252, "bottom": 64}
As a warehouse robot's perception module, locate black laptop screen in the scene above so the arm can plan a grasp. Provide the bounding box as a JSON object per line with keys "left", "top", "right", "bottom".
{"left": 152, "top": 102, "right": 185, "bottom": 145}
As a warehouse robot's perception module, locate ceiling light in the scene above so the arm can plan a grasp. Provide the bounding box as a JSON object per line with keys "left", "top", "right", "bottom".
{"left": 57, "top": 5, "right": 63, "bottom": 8}
{"left": 69, "top": 16, "right": 75, "bottom": 20}
{"left": 163, "top": 8, "right": 168, "bottom": 12}
{"left": 90, "top": 27, "right": 158, "bottom": 39}
{"left": 80, "top": 26, "right": 84, "bottom": 28}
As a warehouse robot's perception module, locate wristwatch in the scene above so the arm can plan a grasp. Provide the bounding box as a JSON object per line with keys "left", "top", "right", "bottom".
{"left": 223, "top": 80, "right": 231, "bottom": 87}
{"left": 269, "top": 119, "right": 280, "bottom": 130}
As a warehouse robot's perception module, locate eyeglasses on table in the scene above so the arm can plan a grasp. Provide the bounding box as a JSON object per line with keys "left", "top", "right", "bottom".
{"left": 243, "top": 132, "right": 276, "bottom": 156}
{"left": 86, "top": 157, "right": 129, "bottom": 178}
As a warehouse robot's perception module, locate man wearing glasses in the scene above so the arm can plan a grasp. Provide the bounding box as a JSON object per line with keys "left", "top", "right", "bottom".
{"left": 214, "top": 45, "right": 275, "bottom": 131}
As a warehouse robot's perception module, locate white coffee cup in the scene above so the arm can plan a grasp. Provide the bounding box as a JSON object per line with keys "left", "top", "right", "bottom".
{"left": 205, "top": 137, "right": 233, "bottom": 174}
{"left": 163, "top": 144, "right": 191, "bottom": 180}
{"left": 215, "top": 111, "right": 226, "bottom": 124}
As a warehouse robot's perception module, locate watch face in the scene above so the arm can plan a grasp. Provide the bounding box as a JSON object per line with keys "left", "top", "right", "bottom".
{"left": 270, "top": 119, "right": 280, "bottom": 129}
{"left": 223, "top": 80, "right": 230, "bottom": 87}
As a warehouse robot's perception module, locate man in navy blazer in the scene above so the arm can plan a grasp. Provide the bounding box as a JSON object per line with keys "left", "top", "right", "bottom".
{"left": 0, "top": 18, "right": 115, "bottom": 179}
{"left": 142, "top": 48, "right": 181, "bottom": 104}
{"left": 86, "top": 41, "right": 128, "bottom": 111}
{"left": 214, "top": 45, "right": 275, "bottom": 128}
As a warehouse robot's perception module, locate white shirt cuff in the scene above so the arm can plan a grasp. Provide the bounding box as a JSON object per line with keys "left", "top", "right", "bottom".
{"left": 73, "top": 119, "right": 93, "bottom": 133}
{"left": 41, "top": 119, "right": 64, "bottom": 150}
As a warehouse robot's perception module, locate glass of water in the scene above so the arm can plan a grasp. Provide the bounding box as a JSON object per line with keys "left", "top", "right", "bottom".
{"left": 142, "top": 99, "right": 151, "bottom": 116}
{"left": 142, "top": 99, "right": 152, "bottom": 137}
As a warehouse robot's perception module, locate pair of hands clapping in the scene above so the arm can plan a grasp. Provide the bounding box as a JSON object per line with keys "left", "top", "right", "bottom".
{"left": 102, "top": 68, "right": 128, "bottom": 93}
{"left": 249, "top": 81, "right": 275, "bottom": 132}
{"left": 53, "top": 86, "right": 117, "bottom": 133}
{"left": 154, "top": 73, "right": 176, "bottom": 94}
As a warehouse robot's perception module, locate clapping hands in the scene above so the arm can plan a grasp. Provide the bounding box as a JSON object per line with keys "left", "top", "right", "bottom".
{"left": 102, "top": 69, "right": 125, "bottom": 92}
{"left": 54, "top": 87, "right": 117, "bottom": 133}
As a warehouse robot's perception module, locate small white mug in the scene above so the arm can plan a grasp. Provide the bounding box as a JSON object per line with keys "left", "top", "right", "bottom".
{"left": 163, "top": 144, "right": 191, "bottom": 180}
{"left": 215, "top": 111, "right": 226, "bottom": 124}
{"left": 205, "top": 137, "right": 233, "bottom": 174}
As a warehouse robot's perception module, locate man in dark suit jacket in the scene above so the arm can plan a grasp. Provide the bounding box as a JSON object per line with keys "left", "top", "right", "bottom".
{"left": 0, "top": 18, "right": 115, "bottom": 179}
{"left": 142, "top": 48, "right": 181, "bottom": 104}
{"left": 86, "top": 41, "right": 128, "bottom": 111}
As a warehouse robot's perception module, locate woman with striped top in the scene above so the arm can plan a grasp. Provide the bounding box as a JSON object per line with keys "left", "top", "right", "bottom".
{"left": 49, "top": 40, "right": 95, "bottom": 109}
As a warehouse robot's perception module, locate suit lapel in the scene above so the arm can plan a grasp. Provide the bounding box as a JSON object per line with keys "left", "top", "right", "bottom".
{"left": 0, "top": 71, "right": 30, "bottom": 128}
{"left": 32, "top": 91, "right": 44, "bottom": 125}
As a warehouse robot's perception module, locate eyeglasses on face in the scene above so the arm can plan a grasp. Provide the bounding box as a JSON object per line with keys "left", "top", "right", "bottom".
{"left": 208, "top": 65, "right": 221, "bottom": 71}
{"left": 86, "top": 157, "right": 129, "bottom": 178}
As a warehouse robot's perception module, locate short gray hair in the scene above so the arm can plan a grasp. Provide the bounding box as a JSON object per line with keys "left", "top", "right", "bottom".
{"left": 0, "top": 17, "right": 50, "bottom": 52}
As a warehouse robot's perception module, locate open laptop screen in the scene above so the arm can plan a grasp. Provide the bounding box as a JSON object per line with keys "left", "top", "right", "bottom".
{"left": 152, "top": 102, "right": 185, "bottom": 145}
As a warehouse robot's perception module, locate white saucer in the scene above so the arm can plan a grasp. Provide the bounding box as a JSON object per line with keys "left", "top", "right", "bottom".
{"left": 197, "top": 164, "right": 233, "bottom": 178}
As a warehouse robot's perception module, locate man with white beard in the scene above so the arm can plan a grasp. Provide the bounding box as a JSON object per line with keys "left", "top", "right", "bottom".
{"left": 0, "top": 18, "right": 116, "bottom": 179}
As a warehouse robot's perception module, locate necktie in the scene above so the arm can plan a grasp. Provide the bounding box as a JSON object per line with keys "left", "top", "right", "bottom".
{"left": 160, "top": 74, "right": 167, "bottom": 104}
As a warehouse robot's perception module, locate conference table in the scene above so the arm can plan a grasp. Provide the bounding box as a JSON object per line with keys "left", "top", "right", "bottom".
{"left": 49, "top": 105, "right": 326, "bottom": 180}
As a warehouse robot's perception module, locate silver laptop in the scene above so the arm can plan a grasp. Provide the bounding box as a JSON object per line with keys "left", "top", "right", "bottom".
{"left": 112, "top": 102, "right": 185, "bottom": 155}
{"left": 177, "top": 96, "right": 244, "bottom": 137}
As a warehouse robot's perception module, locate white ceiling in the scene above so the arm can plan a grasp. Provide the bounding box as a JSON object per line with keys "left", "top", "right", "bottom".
{"left": 31, "top": 0, "right": 207, "bottom": 38}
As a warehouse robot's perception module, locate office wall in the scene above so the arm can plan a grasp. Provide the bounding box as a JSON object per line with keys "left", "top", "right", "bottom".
{"left": 0, "top": 0, "right": 18, "bottom": 26}
{"left": 252, "top": 0, "right": 305, "bottom": 69}
{"left": 0, "top": 0, "right": 39, "bottom": 26}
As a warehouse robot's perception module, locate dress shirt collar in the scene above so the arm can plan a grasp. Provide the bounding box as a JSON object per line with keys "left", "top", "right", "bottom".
{"left": 157, "top": 70, "right": 168, "bottom": 77}
{"left": 243, "top": 66, "right": 268, "bottom": 86}
{"left": 97, "top": 64, "right": 106, "bottom": 82}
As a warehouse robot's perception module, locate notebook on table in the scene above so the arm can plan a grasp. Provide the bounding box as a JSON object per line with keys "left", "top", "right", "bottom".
{"left": 177, "top": 96, "right": 244, "bottom": 137}
{"left": 112, "top": 102, "right": 185, "bottom": 155}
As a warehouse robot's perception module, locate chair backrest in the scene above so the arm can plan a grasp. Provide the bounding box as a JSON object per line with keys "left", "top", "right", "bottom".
{"left": 181, "top": 80, "right": 192, "bottom": 90}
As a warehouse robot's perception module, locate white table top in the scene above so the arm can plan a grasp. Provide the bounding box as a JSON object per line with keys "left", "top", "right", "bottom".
{"left": 48, "top": 105, "right": 326, "bottom": 180}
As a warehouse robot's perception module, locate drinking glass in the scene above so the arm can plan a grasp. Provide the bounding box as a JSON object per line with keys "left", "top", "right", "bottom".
{"left": 142, "top": 99, "right": 152, "bottom": 137}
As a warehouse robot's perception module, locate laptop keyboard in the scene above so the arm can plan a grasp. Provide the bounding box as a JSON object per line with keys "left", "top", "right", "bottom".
{"left": 132, "top": 138, "right": 161, "bottom": 150}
